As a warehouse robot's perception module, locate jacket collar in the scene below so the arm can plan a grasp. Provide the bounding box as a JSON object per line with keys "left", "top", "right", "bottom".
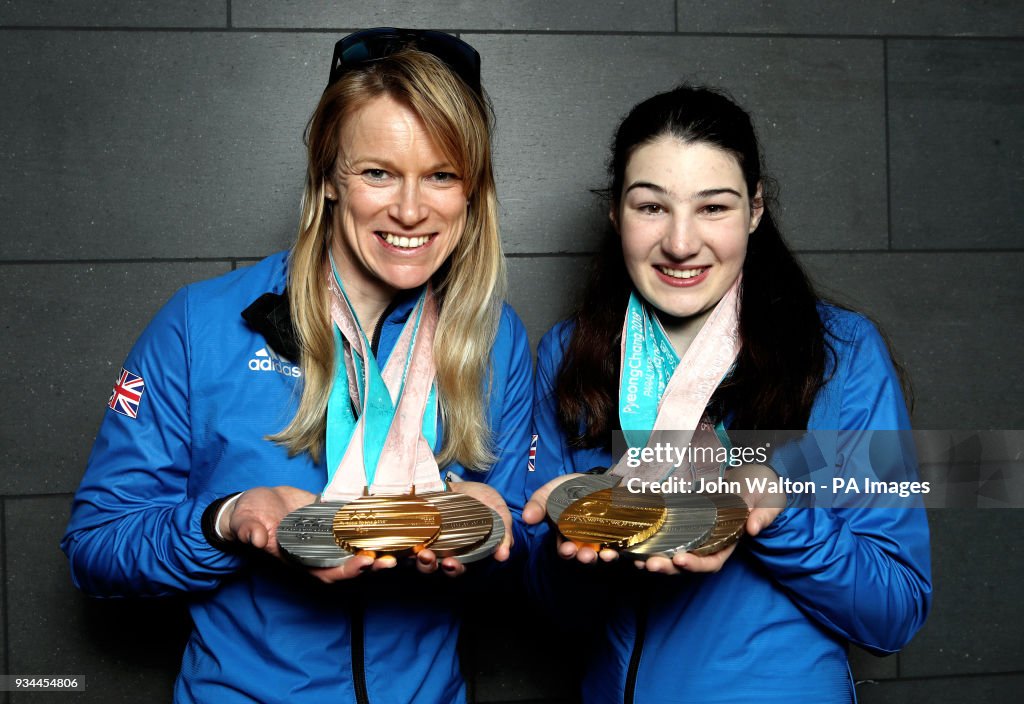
{"left": 241, "top": 290, "right": 299, "bottom": 362}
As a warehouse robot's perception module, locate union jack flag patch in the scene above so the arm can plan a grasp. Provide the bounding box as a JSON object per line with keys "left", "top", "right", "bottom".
{"left": 528, "top": 434, "right": 538, "bottom": 471}
{"left": 108, "top": 367, "right": 145, "bottom": 419}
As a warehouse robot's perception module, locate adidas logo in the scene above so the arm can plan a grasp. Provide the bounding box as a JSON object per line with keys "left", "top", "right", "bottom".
{"left": 248, "top": 347, "right": 302, "bottom": 378}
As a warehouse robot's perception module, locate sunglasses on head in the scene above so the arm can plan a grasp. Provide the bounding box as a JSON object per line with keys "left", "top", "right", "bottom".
{"left": 327, "top": 27, "right": 482, "bottom": 97}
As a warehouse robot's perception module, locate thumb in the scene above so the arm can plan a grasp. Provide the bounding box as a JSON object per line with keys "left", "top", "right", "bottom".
{"left": 522, "top": 496, "right": 547, "bottom": 525}
{"left": 745, "top": 507, "right": 778, "bottom": 537}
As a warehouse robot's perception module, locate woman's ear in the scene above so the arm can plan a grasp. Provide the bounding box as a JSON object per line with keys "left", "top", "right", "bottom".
{"left": 324, "top": 181, "right": 338, "bottom": 201}
{"left": 749, "top": 183, "right": 764, "bottom": 233}
{"left": 609, "top": 206, "right": 620, "bottom": 234}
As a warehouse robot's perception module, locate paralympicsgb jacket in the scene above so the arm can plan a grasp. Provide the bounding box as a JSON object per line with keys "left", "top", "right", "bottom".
{"left": 528, "top": 305, "right": 932, "bottom": 703}
{"left": 62, "top": 251, "right": 533, "bottom": 704}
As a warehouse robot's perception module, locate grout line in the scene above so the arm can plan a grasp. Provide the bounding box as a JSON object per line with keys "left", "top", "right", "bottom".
{"left": 0, "top": 27, "right": 1020, "bottom": 41}
{"left": 862, "top": 670, "right": 1024, "bottom": 684}
{"left": 226, "top": 0, "right": 232, "bottom": 29}
{"left": 2, "top": 248, "right": 1024, "bottom": 267}
{"left": 0, "top": 257, "right": 245, "bottom": 266}
{"left": 3, "top": 493, "right": 77, "bottom": 501}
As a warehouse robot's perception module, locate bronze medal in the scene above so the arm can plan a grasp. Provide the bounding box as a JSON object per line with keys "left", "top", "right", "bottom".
{"left": 558, "top": 487, "right": 667, "bottom": 549}
{"left": 690, "top": 493, "right": 749, "bottom": 556}
{"left": 332, "top": 494, "right": 441, "bottom": 556}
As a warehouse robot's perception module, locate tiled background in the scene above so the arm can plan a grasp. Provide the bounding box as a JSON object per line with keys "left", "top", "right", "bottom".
{"left": 1, "top": 2, "right": 1021, "bottom": 702}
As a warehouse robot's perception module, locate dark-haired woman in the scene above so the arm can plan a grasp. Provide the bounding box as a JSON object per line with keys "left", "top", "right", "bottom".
{"left": 523, "top": 86, "right": 931, "bottom": 703}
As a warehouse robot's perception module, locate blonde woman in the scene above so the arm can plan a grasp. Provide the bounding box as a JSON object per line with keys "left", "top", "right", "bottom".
{"left": 62, "top": 29, "right": 531, "bottom": 703}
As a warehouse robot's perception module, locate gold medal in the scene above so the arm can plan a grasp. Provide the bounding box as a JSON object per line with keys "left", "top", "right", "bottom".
{"left": 558, "top": 487, "right": 667, "bottom": 549}
{"left": 332, "top": 494, "right": 441, "bottom": 556}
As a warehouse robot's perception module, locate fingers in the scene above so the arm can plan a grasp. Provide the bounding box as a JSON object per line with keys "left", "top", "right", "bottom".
{"left": 556, "top": 539, "right": 600, "bottom": 565}
{"left": 669, "top": 542, "right": 738, "bottom": 573}
{"left": 310, "top": 554, "right": 374, "bottom": 583}
{"left": 746, "top": 506, "right": 784, "bottom": 536}
{"left": 234, "top": 517, "right": 269, "bottom": 550}
{"left": 523, "top": 474, "right": 579, "bottom": 525}
{"left": 413, "top": 550, "right": 465, "bottom": 576}
{"left": 439, "top": 557, "right": 466, "bottom": 577}
{"left": 522, "top": 497, "right": 548, "bottom": 525}
{"left": 642, "top": 556, "right": 682, "bottom": 575}
{"left": 493, "top": 542, "right": 511, "bottom": 563}
{"left": 415, "top": 549, "right": 439, "bottom": 574}
{"left": 370, "top": 556, "right": 397, "bottom": 572}
{"left": 556, "top": 537, "right": 578, "bottom": 560}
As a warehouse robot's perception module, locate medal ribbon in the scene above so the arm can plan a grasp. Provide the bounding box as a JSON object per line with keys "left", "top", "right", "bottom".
{"left": 610, "top": 276, "right": 742, "bottom": 483}
{"left": 322, "top": 256, "right": 444, "bottom": 501}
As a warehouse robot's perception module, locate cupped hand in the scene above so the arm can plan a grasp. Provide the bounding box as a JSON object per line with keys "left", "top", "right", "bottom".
{"left": 223, "top": 486, "right": 398, "bottom": 583}
{"left": 725, "top": 462, "right": 786, "bottom": 537}
{"left": 524, "top": 474, "right": 623, "bottom": 565}
{"left": 447, "top": 480, "right": 514, "bottom": 566}
{"left": 632, "top": 462, "right": 786, "bottom": 574}
{"left": 522, "top": 473, "right": 583, "bottom": 525}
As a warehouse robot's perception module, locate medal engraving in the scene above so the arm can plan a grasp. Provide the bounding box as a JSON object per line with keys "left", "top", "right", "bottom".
{"left": 278, "top": 502, "right": 354, "bottom": 568}
{"left": 419, "top": 492, "right": 494, "bottom": 556}
{"left": 559, "top": 487, "right": 667, "bottom": 548}
{"left": 624, "top": 493, "right": 717, "bottom": 557}
{"left": 546, "top": 474, "right": 621, "bottom": 524}
{"left": 333, "top": 495, "right": 442, "bottom": 555}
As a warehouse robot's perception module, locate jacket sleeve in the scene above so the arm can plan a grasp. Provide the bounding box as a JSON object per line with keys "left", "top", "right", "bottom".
{"left": 525, "top": 325, "right": 615, "bottom": 615}
{"left": 61, "top": 287, "right": 242, "bottom": 597}
{"left": 745, "top": 317, "right": 933, "bottom": 653}
{"left": 485, "top": 304, "right": 534, "bottom": 556}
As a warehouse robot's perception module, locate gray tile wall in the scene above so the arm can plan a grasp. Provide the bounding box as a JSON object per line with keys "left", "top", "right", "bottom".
{"left": 2, "top": 2, "right": 1020, "bottom": 702}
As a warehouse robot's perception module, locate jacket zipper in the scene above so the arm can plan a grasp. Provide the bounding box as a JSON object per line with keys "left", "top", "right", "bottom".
{"left": 369, "top": 298, "right": 400, "bottom": 355}
{"left": 623, "top": 601, "right": 647, "bottom": 704}
{"left": 351, "top": 601, "right": 370, "bottom": 704}
{"left": 350, "top": 299, "right": 399, "bottom": 704}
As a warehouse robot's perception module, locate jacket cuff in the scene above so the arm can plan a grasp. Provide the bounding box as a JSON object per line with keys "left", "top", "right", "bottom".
{"left": 201, "top": 492, "right": 244, "bottom": 552}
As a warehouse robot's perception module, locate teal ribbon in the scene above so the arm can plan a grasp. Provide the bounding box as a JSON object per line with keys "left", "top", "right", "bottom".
{"left": 618, "top": 291, "right": 680, "bottom": 450}
{"left": 324, "top": 254, "right": 438, "bottom": 487}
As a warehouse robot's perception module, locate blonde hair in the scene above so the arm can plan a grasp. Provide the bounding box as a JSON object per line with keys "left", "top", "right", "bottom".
{"left": 271, "top": 49, "right": 506, "bottom": 471}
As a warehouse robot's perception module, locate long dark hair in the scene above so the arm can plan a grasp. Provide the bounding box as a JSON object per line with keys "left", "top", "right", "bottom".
{"left": 556, "top": 86, "right": 829, "bottom": 446}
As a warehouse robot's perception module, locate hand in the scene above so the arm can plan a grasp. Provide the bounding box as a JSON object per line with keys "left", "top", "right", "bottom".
{"left": 522, "top": 473, "right": 581, "bottom": 525}
{"left": 222, "top": 486, "right": 397, "bottom": 583}
{"left": 410, "top": 480, "right": 513, "bottom": 577}
{"left": 523, "top": 475, "right": 619, "bottom": 565}
{"left": 726, "top": 462, "right": 786, "bottom": 537}
{"left": 633, "top": 463, "right": 786, "bottom": 575}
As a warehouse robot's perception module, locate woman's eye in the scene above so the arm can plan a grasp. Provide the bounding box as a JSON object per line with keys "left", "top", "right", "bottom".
{"left": 429, "top": 171, "right": 458, "bottom": 184}
{"left": 363, "top": 168, "right": 388, "bottom": 181}
{"left": 638, "top": 203, "right": 664, "bottom": 215}
{"left": 701, "top": 204, "right": 727, "bottom": 215}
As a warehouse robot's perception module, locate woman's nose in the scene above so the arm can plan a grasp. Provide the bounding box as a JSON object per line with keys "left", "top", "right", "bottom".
{"left": 661, "top": 215, "right": 700, "bottom": 259}
{"left": 389, "top": 181, "right": 429, "bottom": 226}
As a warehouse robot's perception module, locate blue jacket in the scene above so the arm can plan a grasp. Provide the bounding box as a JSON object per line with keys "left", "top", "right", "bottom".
{"left": 62, "top": 251, "right": 533, "bottom": 704}
{"left": 528, "top": 305, "right": 932, "bottom": 703}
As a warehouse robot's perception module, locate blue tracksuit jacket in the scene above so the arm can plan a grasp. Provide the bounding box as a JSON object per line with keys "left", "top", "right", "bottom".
{"left": 61, "top": 251, "right": 533, "bottom": 704}
{"left": 528, "top": 304, "right": 932, "bottom": 703}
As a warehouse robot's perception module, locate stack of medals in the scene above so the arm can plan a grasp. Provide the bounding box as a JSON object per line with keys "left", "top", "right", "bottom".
{"left": 546, "top": 469, "right": 749, "bottom": 559}
{"left": 278, "top": 489, "right": 504, "bottom": 568}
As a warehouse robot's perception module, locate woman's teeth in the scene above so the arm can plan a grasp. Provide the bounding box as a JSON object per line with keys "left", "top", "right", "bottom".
{"left": 380, "top": 233, "right": 430, "bottom": 249}
{"left": 658, "top": 265, "right": 707, "bottom": 279}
